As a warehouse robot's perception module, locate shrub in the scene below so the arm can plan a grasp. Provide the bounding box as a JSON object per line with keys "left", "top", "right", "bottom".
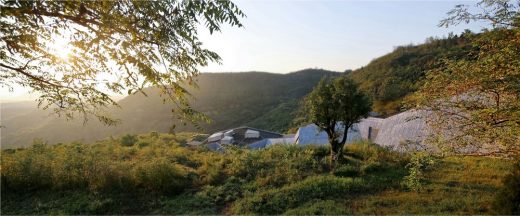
{"left": 345, "top": 141, "right": 381, "bottom": 160}
{"left": 493, "top": 158, "right": 520, "bottom": 214}
{"left": 198, "top": 177, "right": 244, "bottom": 206}
{"left": 120, "top": 134, "right": 137, "bottom": 147}
{"left": 230, "top": 175, "right": 366, "bottom": 214}
{"left": 159, "top": 194, "right": 217, "bottom": 215}
{"left": 403, "top": 152, "right": 436, "bottom": 191}
{"left": 361, "top": 161, "right": 388, "bottom": 174}
{"left": 191, "top": 134, "right": 209, "bottom": 142}
{"left": 345, "top": 141, "right": 407, "bottom": 165}
{"left": 282, "top": 200, "right": 352, "bottom": 215}
{"left": 334, "top": 164, "right": 360, "bottom": 177}
{"left": 137, "top": 141, "right": 149, "bottom": 148}
{"left": 149, "top": 131, "right": 159, "bottom": 138}
{"left": 133, "top": 159, "right": 191, "bottom": 195}
{"left": 226, "top": 145, "right": 322, "bottom": 187}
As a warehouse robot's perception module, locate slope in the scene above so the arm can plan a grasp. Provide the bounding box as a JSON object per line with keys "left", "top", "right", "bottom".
{"left": 1, "top": 69, "right": 341, "bottom": 148}
{"left": 348, "top": 32, "right": 473, "bottom": 115}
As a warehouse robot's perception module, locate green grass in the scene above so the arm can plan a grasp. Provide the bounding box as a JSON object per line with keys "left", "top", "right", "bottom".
{"left": 350, "top": 156, "right": 512, "bottom": 214}
{"left": 1, "top": 134, "right": 515, "bottom": 215}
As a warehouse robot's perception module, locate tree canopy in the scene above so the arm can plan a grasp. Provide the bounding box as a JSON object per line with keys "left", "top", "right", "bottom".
{"left": 413, "top": 0, "right": 520, "bottom": 155}
{"left": 0, "top": 0, "right": 244, "bottom": 126}
{"left": 301, "top": 76, "right": 371, "bottom": 167}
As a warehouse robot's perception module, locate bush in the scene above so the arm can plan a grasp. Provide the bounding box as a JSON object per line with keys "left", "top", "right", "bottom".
{"left": 493, "top": 158, "right": 520, "bottom": 214}
{"left": 137, "top": 141, "right": 149, "bottom": 148}
{"left": 159, "top": 194, "right": 217, "bottom": 215}
{"left": 403, "top": 152, "right": 436, "bottom": 191}
{"left": 149, "top": 131, "right": 159, "bottom": 138}
{"left": 226, "top": 145, "right": 322, "bottom": 187}
{"left": 230, "top": 175, "right": 366, "bottom": 214}
{"left": 334, "top": 164, "right": 360, "bottom": 177}
{"left": 282, "top": 200, "right": 352, "bottom": 215}
{"left": 361, "top": 161, "right": 388, "bottom": 174}
{"left": 198, "top": 177, "right": 244, "bottom": 206}
{"left": 120, "top": 134, "right": 137, "bottom": 147}
{"left": 133, "top": 159, "right": 191, "bottom": 195}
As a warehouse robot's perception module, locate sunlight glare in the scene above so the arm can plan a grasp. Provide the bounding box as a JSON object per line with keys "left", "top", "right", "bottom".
{"left": 49, "top": 36, "right": 73, "bottom": 62}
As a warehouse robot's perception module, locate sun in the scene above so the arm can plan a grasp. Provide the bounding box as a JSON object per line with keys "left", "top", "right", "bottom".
{"left": 48, "top": 35, "right": 73, "bottom": 61}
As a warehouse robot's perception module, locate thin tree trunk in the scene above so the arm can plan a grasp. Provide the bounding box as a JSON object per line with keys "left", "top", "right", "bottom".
{"left": 329, "top": 141, "right": 344, "bottom": 171}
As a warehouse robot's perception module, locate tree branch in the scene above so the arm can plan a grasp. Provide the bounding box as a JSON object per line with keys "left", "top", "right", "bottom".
{"left": 0, "top": 62, "right": 63, "bottom": 88}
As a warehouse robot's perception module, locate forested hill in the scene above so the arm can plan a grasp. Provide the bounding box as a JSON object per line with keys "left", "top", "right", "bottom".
{"left": 348, "top": 31, "right": 473, "bottom": 115}
{"left": 2, "top": 32, "right": 479, "bottom": 148}
{"left": 2, "top": 69, "right": 341, "bottom": 148}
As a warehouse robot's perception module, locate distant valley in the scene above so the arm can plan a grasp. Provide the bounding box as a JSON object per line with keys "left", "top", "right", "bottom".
{"left": 1, "top": 69, "right": 341, "bottom": 148}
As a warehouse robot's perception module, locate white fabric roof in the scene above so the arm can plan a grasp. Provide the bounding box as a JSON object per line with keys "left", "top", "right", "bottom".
{"left": 207, "top": 132, "right": 223, "bottom": 142}
{"left": 245, "top": 129, "right": 260, "bottom": 138}
{"left": 294, "top": 110, "right": 429, "bottom": 149}
{"left": 294, "top": 123, "right": 362, "bottom": 146}
{"left": 221, "top": 136, "right": 234, "bottom": 144}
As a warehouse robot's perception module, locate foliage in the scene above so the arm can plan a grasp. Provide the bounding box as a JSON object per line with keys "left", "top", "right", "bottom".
{"left": 0, "top": 0, "right": 244, "bottom": 125}
{"left": 0, "top": 136, "right": 513, "bottom": 215}
{"left": 439, "top": 0, "right": 519, "bottom": 28}
{"left": 348, "top": 33, "right": 472, "bottom": 115}
{"left": 120, "top": 134, "right": 137, "bottom": 146}
{"left": 247, "top": 99, "right": 300, "bottom": 133}
{"left": 493, "top": 157, "right": 520, "bottom": 214}
{"left": 333, "top": 164, "right": 360, "bottom": 177}
{"left": 301, "top": 76, "right": 372, "bottom": 167}
{"left": 413, "top": 0, "right": 520, "bottom": 153}
{"left": 352, "top": 156, "right": 511, "bottom": 214}
{"left": 281, "top": 200, "right": 352, "bottom": 215}
{"left": 403, "top": 152, "right": 437, "bottom": 191}
{"left": 2, "top": 69, "right": 341, "bottom": 148}
{"left": 225, "top": 145, "right": 323, "bottom": 187}
{"left": 159, "top": 194, "right": 217, "bottom": 215}
{"left": 230, "top": 175, "right": 367, "bottom": 215}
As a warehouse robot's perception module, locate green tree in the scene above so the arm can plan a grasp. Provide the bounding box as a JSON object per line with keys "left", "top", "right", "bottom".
{"left": 302, "top": 77, "right": 371, "bottom": 168}
{"left": 0, "top": 0, "right": 244, "bottom": 126}
{"left": 414, "top": 0, "right": 519, "bottom": 154}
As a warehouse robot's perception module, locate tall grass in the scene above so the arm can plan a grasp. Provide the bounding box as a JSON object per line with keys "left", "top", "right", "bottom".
{"left": 1, "top": 135, "right": 513, "bottom": 214}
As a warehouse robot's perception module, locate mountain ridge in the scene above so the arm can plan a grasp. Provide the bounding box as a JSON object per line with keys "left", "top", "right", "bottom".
{"left": 1, "top": 69, "right": 342, "bottom": 148}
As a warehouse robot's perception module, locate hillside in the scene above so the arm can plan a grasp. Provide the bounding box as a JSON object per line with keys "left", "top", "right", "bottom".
{"left": 1, "top": 33, "right": 483, "bottom": 149}
{"left": 1, "top": 134, "right": 515, "bottom": 214}
{"left": 1, "top": 69, "right": 341, "bottom": 148}
{"left": 348, "top": 32, "right": 473, "bottom": 115}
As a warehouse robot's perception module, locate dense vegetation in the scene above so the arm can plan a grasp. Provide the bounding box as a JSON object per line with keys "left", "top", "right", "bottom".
{"left": 301, "top": 76, "right": 371, "bottom": 166}
{"left": 1, "top": 133, "right": 515, "bottom": 214}
{"left": 1, "top": 1, "right": 245, "bottom": 127}
{"left": 1, "top": 69, "right": 340, "bottom": 148}
{"left": 3, "top": 33, "right": 474, "bottom": 148}
{"left": 349, "top": 32, "right": 472, "bottom": 115}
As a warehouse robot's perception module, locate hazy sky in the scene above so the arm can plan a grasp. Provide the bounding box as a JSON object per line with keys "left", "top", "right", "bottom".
{"left": 199, "top": 0, "right": 486, "bottom": 73}
{"left": 1, "top": 0, "right": 487, "bottom": 101}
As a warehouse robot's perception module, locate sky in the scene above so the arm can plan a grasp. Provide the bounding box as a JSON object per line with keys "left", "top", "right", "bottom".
{"left": 199, "top": 0, "right": 486, "bottom": 73}
{"left": 1, "top": 0, "right": 488, "bottom": 102}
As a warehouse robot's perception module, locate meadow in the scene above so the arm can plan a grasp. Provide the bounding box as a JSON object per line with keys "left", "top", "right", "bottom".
{"left": 1, "top": 132, "right": 516, "bottom": 215}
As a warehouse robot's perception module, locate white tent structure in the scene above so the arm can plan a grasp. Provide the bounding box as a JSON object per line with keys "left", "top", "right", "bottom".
{"left": 294, "top": 123, "right": 362, "bottom": 146}
{"left": 220, "top": 136, "right": 234, "bottom": 144}
{"left": 356, "top": 110, "right": 429, "bottom": 148}
{"left": 207, "top": 132, "right": 223, "bottom": 142}
{"left": 244, "top": 129, "right": 260, "bottom": 138}
{"left": 294, "top": 110, "right": 429, "bottom": 149}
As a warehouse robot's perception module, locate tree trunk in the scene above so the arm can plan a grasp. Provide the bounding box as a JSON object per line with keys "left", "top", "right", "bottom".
{"left": 329, "top": 141, "right": 344, "bottom": 171}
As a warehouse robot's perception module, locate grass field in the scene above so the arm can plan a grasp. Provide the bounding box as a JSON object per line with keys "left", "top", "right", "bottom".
{"left": 1, "top": 133, "right": 515, "bottom": 215}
